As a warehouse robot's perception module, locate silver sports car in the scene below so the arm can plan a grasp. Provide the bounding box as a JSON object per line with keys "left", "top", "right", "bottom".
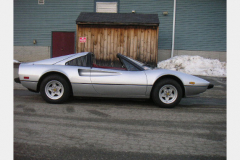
{"left": 15, "top": 52, "right": 214, "bottom": 108}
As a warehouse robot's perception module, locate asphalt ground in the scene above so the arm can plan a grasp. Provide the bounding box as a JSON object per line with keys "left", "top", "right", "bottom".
{"left": 14, "top": 64, "right": 226, "bottom": 160}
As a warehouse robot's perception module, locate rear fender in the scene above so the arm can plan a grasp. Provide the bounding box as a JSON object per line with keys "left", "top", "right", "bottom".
{"left": 37, "top": 71, "right": 73, "bottom": 95}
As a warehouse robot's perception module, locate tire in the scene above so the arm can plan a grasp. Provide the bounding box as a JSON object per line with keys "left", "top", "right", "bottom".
{"left": 40, "top": 74, "right": 71, "bottom": 104}
{"left": 152, "top": 78, "right": 182, "bottom": 108}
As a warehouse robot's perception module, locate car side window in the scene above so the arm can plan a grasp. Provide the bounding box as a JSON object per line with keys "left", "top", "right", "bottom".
{"left": 66, "top": 55, "right": 88, "bottom": 66}
{"left": 121, "top": 59, "right": 140, "bottom": 71}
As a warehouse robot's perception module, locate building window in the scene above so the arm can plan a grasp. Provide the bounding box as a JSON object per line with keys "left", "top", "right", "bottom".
{"left": 96, "top": 1, "right": 118, "bottom": 13}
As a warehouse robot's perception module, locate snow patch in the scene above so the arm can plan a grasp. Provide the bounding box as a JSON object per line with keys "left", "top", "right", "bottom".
{"left": 157, "top": 55, "right": 226, "bottom": 77}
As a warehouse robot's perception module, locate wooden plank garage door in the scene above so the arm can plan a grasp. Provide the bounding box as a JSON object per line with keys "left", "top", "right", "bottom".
{"left": 76, "top": 25, "right": 158, "bottom": 65}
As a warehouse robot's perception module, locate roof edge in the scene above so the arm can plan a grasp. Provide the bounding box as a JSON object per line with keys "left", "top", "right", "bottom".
{"left": 76, "top": 12, "right": 160, "bottom": 26}
{"left": 76, "top": 22, "right": 159, "bottom": 26}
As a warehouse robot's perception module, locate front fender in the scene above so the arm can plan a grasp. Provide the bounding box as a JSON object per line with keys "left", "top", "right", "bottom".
{"left": 145, "top": 69, "right": 210, "bottom": 97}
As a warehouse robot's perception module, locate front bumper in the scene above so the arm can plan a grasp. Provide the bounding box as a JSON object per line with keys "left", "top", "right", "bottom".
{"left": 184, "top": 85, "right": 208, "bottom": 97}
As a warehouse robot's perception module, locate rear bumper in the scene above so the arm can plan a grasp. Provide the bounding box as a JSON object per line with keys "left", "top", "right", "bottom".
{"left": 207, "top": 84, "right": 214, "bottom": 89}
{"left": 21, "top": 81, "right": 38, "bottom": 91}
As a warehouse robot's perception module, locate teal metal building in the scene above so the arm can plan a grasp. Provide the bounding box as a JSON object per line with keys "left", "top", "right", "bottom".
{"left": 14, "top": 0, "right": 226, "bottom": 62}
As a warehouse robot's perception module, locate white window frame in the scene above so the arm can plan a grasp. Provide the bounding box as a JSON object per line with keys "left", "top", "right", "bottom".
{"left": 96, "top": 2, "right": 118, "bottom": 13}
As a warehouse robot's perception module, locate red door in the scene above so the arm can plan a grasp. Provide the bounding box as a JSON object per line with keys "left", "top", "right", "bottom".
{"left": 52, "top": 32, "right": 75, "bottom": 58}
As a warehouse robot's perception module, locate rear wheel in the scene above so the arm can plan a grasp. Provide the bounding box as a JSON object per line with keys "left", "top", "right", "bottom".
{"left": 152, "top": 78, "right": 182, "bottom": 108}
{"left": 40, "top": 74, "right": 71, "bottom": 103}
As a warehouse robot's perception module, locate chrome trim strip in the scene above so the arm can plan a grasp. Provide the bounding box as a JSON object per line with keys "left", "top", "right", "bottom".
{"left": 21, "top": 80, "right": 38, "bottom": 83}
{"left": 71, "top": 82, "right": 152, "bottom": 86}
{"left": 184, "top": 85, "right": 208, "bottom": 87}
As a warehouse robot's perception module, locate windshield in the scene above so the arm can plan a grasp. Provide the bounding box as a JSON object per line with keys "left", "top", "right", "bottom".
{"left": 125, "top": 56, "right": 152, "bottom": 70}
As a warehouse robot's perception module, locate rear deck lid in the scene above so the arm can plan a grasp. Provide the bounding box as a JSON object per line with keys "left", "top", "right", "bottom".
{"left": 32, "top": 54, "right": 76, "bottom": 65}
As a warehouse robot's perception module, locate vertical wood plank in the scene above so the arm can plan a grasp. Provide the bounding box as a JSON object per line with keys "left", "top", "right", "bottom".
{"left": 93, "top": 28, "right": 98, "bottom": 55}
{"left": 110, "top": 28, "right": 114, "bottom": 62}
{"left": 137, "top": 28, "right": 141, "bottom": 61}
{"left": 100, "top": 28, "right": 104, "bottom": 61}
{"left": 156, "top": 27, "right": 159, "bottom": 64}
{"left": 150, "top": 28, "right": 154, "bottom": 63}
{"left": 113, "top": 28, "right": 118, "bottom": 59}
{"left": 130, "top": 28, "right": 134, "bottom": 58}
{"left": 87, "top": 27, "right": 91, "bottom": 52}
{"left": 91, "top": 27, "right": 94, "bottom": 53}
{"left": 133, "top": 28, "right": 138, "bottom": 59}
{"left": 84, "top": 27, "right": 88, "bottom": 52}
{"left": 127, "top": 28, "right": 131, "bottom": 57}
{"left": 81, "top": 27, "right": 84, "bottom": 52}
{"left": 140, "top": 28, "right": 144, "bottom": 61}
{"left": 77, "top": 26, "right": 81, "bottom": 52}
{"left": 76, "top": 25, "right": 79, "bottom": 53}
{"left": 120, "top": 28, "right": 124, "bottom": 55}
{"left": 104, "top": 28, "right": 108, "bottom": 60}
{"left": 144, "top": 28, "right": 148, "bottom": 62}
{"left": 96, "top": 27, "right": 100, "bottom": 60}
{"left": 107, "top": 28, "right": 111, "bottom": 61}
{"left": 146, "top": 29, "right": 151, "bottom": 62}
{"left": 117, "top": 28, "right": 121, "bottom": 54}
{"left": 123, "top": 28, "right": 127, "bottom": 56}
{"left": 154, "top": 29, "right": 158, "bottom": 64}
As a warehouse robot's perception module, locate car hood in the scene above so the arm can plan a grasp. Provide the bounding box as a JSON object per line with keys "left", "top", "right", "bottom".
{"left": 146, "top": 68, "right": 210, "bottom": 86}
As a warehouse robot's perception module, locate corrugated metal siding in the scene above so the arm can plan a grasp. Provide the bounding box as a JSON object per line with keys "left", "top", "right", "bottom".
{"left": 14, "top": 0, "right": 94, "bottom": 46}
{"left": 175, "top": 0, "right": 226, "bottom": 51}
{"left": 14, "top": 0, "right": 226, "bottom": 52}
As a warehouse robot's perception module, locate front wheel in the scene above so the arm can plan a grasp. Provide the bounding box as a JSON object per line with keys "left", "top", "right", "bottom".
{"left": 40, "top": 74, "right": 71, "bottom": 104}
{"left": 152, "top": 78, "right": 182, "bottom": 108}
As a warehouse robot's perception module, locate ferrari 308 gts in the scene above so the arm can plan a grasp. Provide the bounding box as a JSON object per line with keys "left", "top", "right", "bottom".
{"left": 15, "top": 52, "right": 214, "bottom": 108}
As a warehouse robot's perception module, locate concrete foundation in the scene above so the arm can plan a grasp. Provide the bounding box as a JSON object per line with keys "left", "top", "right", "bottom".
{"left": 158, "top": 49, "right": 226, "bottom": 62}
{"left": 14, "top": 46, "right": 51, "bottom": 62}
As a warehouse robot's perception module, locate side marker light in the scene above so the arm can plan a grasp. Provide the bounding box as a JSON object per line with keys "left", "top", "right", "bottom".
{"left": 189, "top": 82, "right": 195, "bottom": 85}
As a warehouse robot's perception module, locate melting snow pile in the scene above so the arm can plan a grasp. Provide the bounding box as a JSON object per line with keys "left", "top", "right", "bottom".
{"left": 157, "top": 55, "right": 226, "bottom": 77}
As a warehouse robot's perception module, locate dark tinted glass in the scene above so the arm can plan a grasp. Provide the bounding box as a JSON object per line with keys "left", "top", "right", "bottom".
{"left": 121, "top": 59, "right": 139, "bottom": 71}
{"left": 66, "top": 55, "right": 88, "bottom": 66}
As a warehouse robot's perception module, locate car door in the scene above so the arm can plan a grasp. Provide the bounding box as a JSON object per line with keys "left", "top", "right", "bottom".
{"left": 90, "top": 57, "right": 147, "bottom": 98}
{"left": 65, "top": 53, "right": 97, "bottom": 96}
